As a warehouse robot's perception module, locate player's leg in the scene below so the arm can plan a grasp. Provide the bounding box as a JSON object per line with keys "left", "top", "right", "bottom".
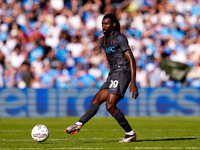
{"left": 106, "top": 94, "right": 136, "bottom": 142}
{"left": 78, "top": 89, "right": 108, "bottom": 125}
{"left": 65, "top": 89, "right": 108, "bottom": 135}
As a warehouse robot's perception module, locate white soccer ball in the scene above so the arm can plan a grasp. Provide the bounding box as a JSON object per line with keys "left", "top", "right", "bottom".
{"left": 31, "top": 124, "right": 49, "bottom": 142}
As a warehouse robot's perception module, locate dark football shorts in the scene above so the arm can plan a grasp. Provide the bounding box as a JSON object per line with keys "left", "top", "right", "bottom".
{"left": 100, "top": 71, "right": 131, "bottom": 99}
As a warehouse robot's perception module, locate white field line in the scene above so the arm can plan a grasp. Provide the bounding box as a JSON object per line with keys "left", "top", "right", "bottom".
{"left": 0, "top": 147, "right": 200, "bottom": 150}
{"left": 0, "top": 136, "right": 200, "bottom": 142}
{"left": 0, "top": 129, "right": 200, "bottom": 132}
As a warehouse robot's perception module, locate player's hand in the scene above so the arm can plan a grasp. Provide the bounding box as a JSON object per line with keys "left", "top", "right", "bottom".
{"left": 129, "top": 82, "right": 139, "bottom": 99}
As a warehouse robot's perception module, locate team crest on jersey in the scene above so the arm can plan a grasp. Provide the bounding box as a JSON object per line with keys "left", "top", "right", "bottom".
{"left": 109, "top": 80, "right": 118, "bottom": 90}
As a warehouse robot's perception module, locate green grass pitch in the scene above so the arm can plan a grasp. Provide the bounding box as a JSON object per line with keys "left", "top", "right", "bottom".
{"left": 0, "top": 117, "right": 200, "bottom": 150}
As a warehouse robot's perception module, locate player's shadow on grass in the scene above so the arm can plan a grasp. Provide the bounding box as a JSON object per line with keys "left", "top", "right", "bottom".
{"left": 76, "top": 137, "right": 197, "bottom": 144}
{"left": 75, "top": 137, "right": 197, "bottom": 143}
{"left": 136, "top": 137, "right": 197, "bottom": 142}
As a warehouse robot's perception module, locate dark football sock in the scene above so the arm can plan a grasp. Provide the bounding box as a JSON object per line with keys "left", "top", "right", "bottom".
{"left": 112, "top": 108, "right": 132, "bottom": 132}
{"left": 79, "top": 103, "right": 99, "bottom": 125}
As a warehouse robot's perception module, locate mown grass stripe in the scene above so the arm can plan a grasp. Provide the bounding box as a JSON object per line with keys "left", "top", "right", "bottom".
{"left": 0, "top": 147, "right": 200, "bottom": 149}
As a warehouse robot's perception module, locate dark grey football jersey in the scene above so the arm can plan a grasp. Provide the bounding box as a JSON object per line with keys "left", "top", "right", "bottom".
{"left": 100, "top": 31, "right": 131, "bottom": 73}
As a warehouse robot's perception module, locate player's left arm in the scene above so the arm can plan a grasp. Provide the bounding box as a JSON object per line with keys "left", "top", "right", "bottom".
{"left": 124, "top": 50, "right": 139, "bottom": 99}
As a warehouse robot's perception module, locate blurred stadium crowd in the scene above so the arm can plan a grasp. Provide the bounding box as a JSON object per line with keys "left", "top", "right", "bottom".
{"left": 0, "top": 0, "right": 200, "bottom": 89}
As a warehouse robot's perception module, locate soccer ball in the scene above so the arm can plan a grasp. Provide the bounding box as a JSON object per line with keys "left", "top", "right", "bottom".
{"left": 31, "top": 124, "right": 49, "bottom": 142}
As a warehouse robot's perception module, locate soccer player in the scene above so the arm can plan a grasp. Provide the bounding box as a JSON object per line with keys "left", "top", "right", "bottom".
{"left": 65, "top": 14, "right": 139, "bottom": 143}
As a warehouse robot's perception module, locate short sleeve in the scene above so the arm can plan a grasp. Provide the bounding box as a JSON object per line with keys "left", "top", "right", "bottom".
{"left": 117, "top": 34, "right": 131, "bottom": 53}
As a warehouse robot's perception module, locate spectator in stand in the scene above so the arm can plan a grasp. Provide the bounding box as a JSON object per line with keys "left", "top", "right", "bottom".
{"left": 31, "top": 55, "right": 43, "bottom": 77}
{"left": 9, "top": 45, "right": 25, "bottom": 69}
{"left": 45, "top": 21, "right": 61, "bottom": 48}
{"left": 54, "top": 62, "right": 71, "bottom": 89}
{"left": 44, "top": 48, "right": 60, "bottom": 70}
{"left": 71, "top": 62, "right": 87, "bottom": 79}
{"left": 70, "top": 62, "right": 96, "bottom": 88}
{"left": 3, "top": 67, "right": 16, "bottom": 88}
{"left": 16, "top": 62, "right": 34, "bottom": 88}
{"left": 39, "top": 38, "right": 52, "bottom": 59}
{"left": 29, "top": 41, "right": 44, "bottom": 63}
{"left": 65, "top": 51, "right": 76, "bottom": 75}
{"left": 88, "top": 64, "right": 102, "bottom": 80}
{"left": 66, "top": 36, "right": 84, "bottom": 58}
{"left": 0, "top": 23, "right": 9, "bottom": 41}
{"left": 89, "top": 46, "right": 103, "bottom": 66}
{"left": 78, "top": 72, "right": 96, "bottom": 88}
{"left": 55, "top": 35, "right": 69, "bottom": 63}
{"left": 5, "top": 28, "right": 18, "bottom": 52}
{"left": 0, "top": 40, "right": 10, "bottom": 58}
{"left": 136, "top": 66, "right": 148, "bottom": 88}
{"left": 31, "top": 74, "right": 42, "bottom": 89}
{"left": 40, "top": 64, "right": 56, "bottom": 88}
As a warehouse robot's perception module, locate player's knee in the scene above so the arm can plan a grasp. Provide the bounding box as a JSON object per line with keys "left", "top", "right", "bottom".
{"left": 91, "top": 97, "right": 101, "bottom": 105}
{"left": 106, "top": 103, "right": 115, "bottom": 115}
{"left": 91, "top": 91, "right": 106, "bottom": 105}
